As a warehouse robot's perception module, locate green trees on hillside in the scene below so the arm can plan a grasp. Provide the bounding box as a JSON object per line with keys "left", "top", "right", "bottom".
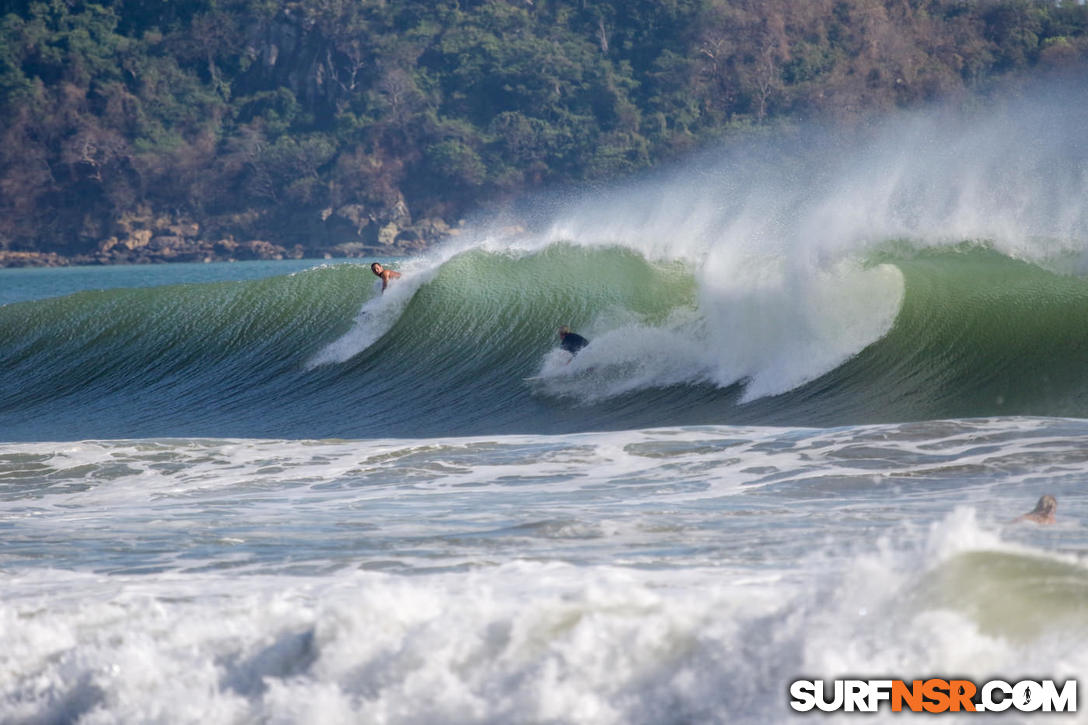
{"left": 1, "top": 0, "right": 1086, "bottom": 261}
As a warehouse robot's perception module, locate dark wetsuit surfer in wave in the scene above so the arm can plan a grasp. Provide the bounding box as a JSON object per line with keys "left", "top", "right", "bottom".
{"left": 558, "top": 326, "right": 589, "bottom": 356}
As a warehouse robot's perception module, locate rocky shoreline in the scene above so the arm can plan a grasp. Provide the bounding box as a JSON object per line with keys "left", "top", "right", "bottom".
{"left": 0, "top": 239, "right": 410, "bottom": 268}
{"left": 0, "top": 208, "right": 458, "bottom": 268}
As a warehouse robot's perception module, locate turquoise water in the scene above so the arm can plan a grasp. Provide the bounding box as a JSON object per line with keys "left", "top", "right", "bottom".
{"left": 0, "top": 258, "right": 325, "bottom": 307}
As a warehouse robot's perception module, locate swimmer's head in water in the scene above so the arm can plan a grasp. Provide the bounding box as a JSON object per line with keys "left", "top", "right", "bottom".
{"left": 371, "top": 263, "right": 383, "bottom": 275}
{"left": 1018, "top": 494, "right": 1057, "bottom": 524}
{"left": 558, "top": 325, "right": 571, "bottom": 338}
{"left": 1031, "top": 494, "right": 1057, "bottom": 517}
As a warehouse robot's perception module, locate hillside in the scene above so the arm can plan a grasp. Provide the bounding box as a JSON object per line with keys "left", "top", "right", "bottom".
{"left": 1, "top": 0, "right": 1086, "bottom": 265}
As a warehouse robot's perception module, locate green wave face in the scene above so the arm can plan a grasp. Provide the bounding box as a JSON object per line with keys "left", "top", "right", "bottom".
{"left": 3, "top": 243, "right": 1088, "bottom": 440}
{"left": 825, "top": 246, "right": 1088, "bottom": 423}
{"left": 910, "top": 550, "right": 1088, "bottom": 642}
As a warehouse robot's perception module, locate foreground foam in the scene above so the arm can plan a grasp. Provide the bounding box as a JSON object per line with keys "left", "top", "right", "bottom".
{"left": 3, "top": 512, "right": 1084, "bottom": 724}
{"left": 3, "top": 418, "right": 1085, "bottom": 722}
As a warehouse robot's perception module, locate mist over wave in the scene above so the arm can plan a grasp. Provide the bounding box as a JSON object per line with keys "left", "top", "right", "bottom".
{"left": 538, "top": 81, "right": 1088, "bottom": 258}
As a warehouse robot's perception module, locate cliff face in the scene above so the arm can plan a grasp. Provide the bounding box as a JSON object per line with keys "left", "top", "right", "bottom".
{"left": 243, "top": 8, "right": 344, "bottom": 118}
{"left": 1, "top": 0, "right": 1086, "bottom": 266}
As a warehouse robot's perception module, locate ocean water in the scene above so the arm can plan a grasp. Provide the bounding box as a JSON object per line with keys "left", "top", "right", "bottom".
{"left": 3, "top": 89, "right": 1088, "bottom": 723}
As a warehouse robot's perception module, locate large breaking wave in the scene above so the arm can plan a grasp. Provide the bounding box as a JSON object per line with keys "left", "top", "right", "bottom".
{"left": 3, "top": 83, "right": 1088, "bottom": 440}
{"left": 3, "top": 242, "right": 1088, "bottom": 440}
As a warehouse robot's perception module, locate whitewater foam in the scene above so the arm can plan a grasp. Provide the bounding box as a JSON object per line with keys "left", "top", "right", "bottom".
{"left": 4, "top": 504, "right": 1084, "bottom": 724}
{"left": 4, "top": 416, "right": 1087, "bottom": 722}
